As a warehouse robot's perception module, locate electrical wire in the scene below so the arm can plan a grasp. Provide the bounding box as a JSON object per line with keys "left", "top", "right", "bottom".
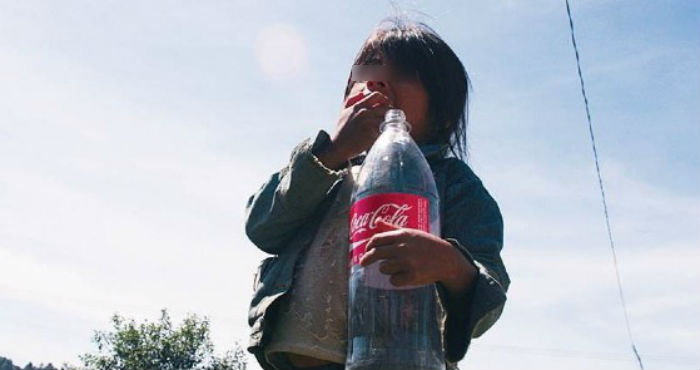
{"left": 563, "top": 1, "right": 645, "bottom": 369}
{"left": 471, "top": 344, "right": 697, "bottom": 364}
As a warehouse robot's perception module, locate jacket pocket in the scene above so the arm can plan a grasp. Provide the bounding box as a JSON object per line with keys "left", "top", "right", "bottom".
{"left": 252, "top": 256, "right": 277, "bottom": 292}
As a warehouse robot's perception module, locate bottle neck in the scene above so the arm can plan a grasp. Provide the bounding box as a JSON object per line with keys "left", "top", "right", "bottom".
{"left": 380, "top": 120, "right": 412, "bottom": 133}
{"left": 380, "top": 108, "right": 412, "bottom": 133}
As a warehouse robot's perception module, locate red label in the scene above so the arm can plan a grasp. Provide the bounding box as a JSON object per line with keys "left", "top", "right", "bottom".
{"left": 348, "top": 192, "right": 429, "bottom": 267}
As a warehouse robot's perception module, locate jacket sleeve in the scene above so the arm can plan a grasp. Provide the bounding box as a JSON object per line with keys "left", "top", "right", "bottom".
{"left": 244, "top": 130, "right": 345, "bottom": 254}
{"left": 437, "top": 160, "right": 510, "bottom": 363}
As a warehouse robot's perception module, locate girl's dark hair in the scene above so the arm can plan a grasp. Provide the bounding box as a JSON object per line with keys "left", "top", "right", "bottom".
{"left": 345, "top": 18, "right": 472, "bottom": 160}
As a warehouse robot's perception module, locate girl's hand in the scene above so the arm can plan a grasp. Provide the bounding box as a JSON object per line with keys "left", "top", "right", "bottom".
{"left": 359, "top": 220, "right": 478, "bottom": 294}
{"left": 315, "top": 86, "right": 393, "bottom": 170}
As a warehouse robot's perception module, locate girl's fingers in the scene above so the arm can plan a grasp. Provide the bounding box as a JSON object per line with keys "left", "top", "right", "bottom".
{"left": 345, "top": 91, "right": 365, "bottom": 108}
{"left": 379, "top": 258, "right": 406, "bottom": 275}
{"left": 364, "top": 227, "right": 404, "bottom": 253}
{"left": 360, "top": 244, "right": 400, "bottom": 267}
{"left": 389, "top": 271, "right": 414, "bottom": 287}
{"left": 352, "top": 91, "right": 391, "bottom": 110}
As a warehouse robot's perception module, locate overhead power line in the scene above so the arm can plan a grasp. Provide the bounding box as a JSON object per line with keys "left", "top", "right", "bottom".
{"left": 563, "top": 1, "right": 645, "bottom": 369}
{"left": 472, "top": 344, "right": 697, "bottom": 364}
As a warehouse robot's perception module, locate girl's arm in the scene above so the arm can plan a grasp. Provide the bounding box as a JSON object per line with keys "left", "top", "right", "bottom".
{"left": 244, "top": 130, "right": 345, "bottom": 254}
{"left": 438, "top": 160, "right": 510, "bottom": 362}
{"left": 246, "top": 90, "right": 393, "bottom": 255}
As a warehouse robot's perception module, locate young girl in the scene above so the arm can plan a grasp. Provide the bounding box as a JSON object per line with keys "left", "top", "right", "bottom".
{"left": 245, "top": 19, "right": 510, "bottom": 370}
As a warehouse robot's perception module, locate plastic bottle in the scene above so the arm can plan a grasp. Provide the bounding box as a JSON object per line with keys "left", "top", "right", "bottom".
{"left": 347, "top": 109, "right": 445, "bottom": 370}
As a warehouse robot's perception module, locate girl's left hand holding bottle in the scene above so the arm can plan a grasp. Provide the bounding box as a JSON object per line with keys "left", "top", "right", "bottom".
{"left": 359, "top": 219, "right": 478, "bottom": 297}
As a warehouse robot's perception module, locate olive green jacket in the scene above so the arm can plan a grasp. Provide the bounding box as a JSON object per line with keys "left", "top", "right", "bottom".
{"left": 244, "top": 130, "right": 510, "bottom": 370}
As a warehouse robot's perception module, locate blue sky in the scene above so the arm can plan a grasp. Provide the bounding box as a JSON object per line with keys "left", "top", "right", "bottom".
{"left": 0, "top": 1, "right": 698, "bottom": 369}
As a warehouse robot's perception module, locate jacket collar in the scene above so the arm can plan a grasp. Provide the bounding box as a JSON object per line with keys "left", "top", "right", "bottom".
{"left": 419, "top": 143, "right": 450, "bottom": 159}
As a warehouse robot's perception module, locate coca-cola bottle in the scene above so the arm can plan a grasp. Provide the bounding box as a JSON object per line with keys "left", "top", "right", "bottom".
{"left": 347, "top": 109, "right": 445, "bottom": 370}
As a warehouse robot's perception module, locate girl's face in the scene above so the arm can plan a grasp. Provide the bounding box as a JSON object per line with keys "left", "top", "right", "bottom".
{"left": 347, "top": 54, "right": 431, "bottom": 144}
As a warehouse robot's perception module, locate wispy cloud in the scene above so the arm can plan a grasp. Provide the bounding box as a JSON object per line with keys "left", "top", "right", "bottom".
{"left": 0, "top": 37, "right": 267, "bottom": 366}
